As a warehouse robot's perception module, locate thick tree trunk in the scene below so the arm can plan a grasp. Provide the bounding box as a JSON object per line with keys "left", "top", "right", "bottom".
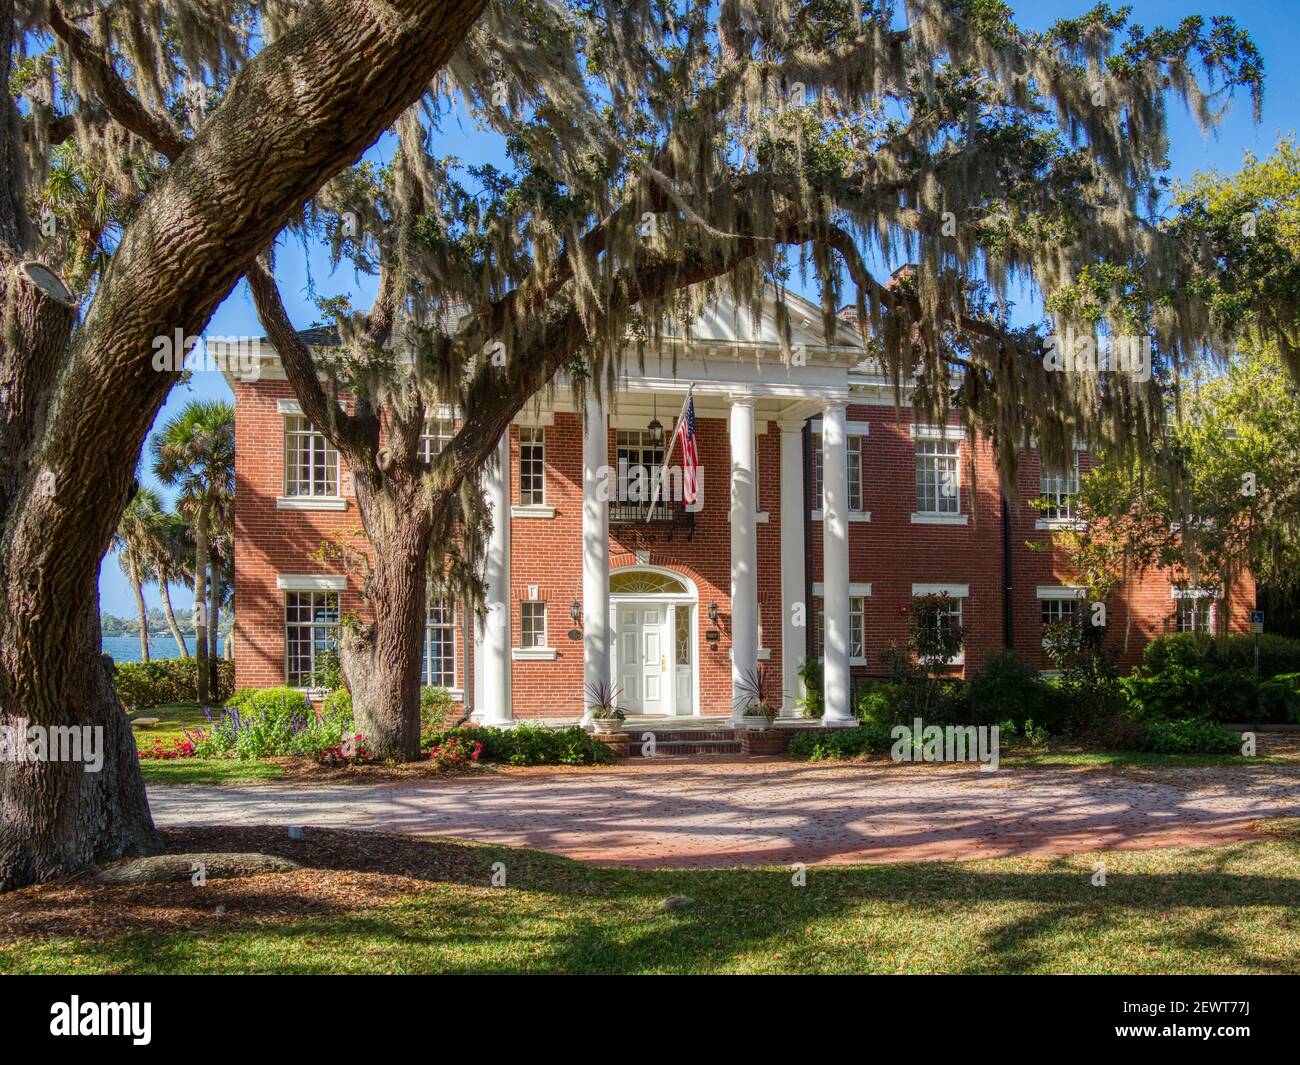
{"left": 193, "top": 507, "right": 210, "bottom": 704}
{"left": 128, "top": 554, "right": 150, "bottom": 662}
{"left": 158, "top": 577, "right": 189, "bottom": 657}
{"left": 342, "top": 481, "right": 433, "bottom": 761}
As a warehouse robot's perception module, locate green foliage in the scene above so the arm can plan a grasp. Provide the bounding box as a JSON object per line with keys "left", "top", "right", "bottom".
{"left": 854, "top": 681, "right": 905, "bottom": 725}
{"left": 1043, "top": 618, "right": 1129, "bottom": 727}
{"left": 420, "top": 687, "right": 456, "bottom": 738}
{"left": 1143, "top": 718, "right": 1242, "bottom": 755}
{"left": 1145, "top": 632, "right": 1300, "bottom": 679}
{"left": 196, "top": 687, "right": 352, "bottom": 760}
{"left": 1131, "top": 634, "right": 1300, "bottom": 722}
{"left": 114, "top": 658, "right": 233, "bottom": 711}
{"left": 797, "top": 657, "right": 824, "bottom": 719}
{"left": 966, "top": 650, "right": 1055, "bottom": 727}
{"left": 310, "top": 648, "right": 343, "bottom": 692}
{"left": 786, "top": 723, "right": 900, "bottom": 761}
{"left": 421, "top": 725, "right": 614, "bottom": 766}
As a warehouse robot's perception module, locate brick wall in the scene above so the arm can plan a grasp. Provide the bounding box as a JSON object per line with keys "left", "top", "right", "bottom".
{"left": 233, "top": 381, "right": 1255, "bottom": 717}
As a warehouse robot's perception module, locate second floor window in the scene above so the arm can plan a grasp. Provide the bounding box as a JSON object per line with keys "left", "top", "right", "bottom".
{"left": 1040, "top": 454, "right": 1080, "bottom": 522}
{"left": 915, "top": 437, "right": 959, "bottom": 515}
{"left": 284, "top": 415, "right": 338, "bottom": 497}
{"left": 519, "top": 427, "right": 545, "bottom": 505}
{"left": 813, "top": 433, "right": 865, "bottom": 512}
{"left": 520, "top": 601, "right": 547, "bottom": 648}
{"left": 420, "top": 418, "right": 455, "bottom": 463}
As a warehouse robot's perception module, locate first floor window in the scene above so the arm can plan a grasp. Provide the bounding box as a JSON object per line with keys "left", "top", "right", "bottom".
{"left": 815, "top": 596, "right": 867, "bottom": 661}
{"left": 285, "top": 591, "right": 339, "bottom": 686}
{"left": 284, "top": 414, "right": 339, "bottom": 497}
{"left": 519, "top": 427, "right": 545, "bottom": 505}
{"left": 423, "top": 599, "right": 456, "bottom": 687}
{"left": 1041, "top": 598, "right": 1079, "bottom": 629}
{"left": 915, "top": 437, "right": 959, "bottom": 514}
{"left": 520, "top": 601, "right": 547, "bottom": 648}
{"left": 1176, "top": 595, "right": 1215, "bottom": 633}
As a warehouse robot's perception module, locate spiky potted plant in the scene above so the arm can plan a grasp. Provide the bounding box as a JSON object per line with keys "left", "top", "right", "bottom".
{"left": 586, "top": 679, "right": 627, "bottom": 734}
{"left": 735, "top": 665, "right": 778, "bottom": 731}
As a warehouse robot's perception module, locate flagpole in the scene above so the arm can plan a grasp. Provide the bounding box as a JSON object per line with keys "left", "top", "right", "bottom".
{"left": 646, "top": 385, "right": 693, "bottom": 523}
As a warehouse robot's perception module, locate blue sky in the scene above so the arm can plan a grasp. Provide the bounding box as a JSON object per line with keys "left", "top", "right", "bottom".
{"left": 97, "top": 0, "right": 1300, "bottom": 616}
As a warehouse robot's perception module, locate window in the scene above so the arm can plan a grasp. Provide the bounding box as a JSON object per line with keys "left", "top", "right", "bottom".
{"left": 1039, "top": 454, "right": 1080, "bottom": 522}
{"left": 1175, "top": 594, "right": 1215, "bottom": 633}
{"left": 284, "top": 591, "right": 339, "bottom": 687}
{"left": 1041, "top": 598, "right": 1079, "bottom": 629}
{"left": 815, "top": 596, "right": 867, "bottom": 662}
{"left": 520, "top": 601, "right": 547, "bottom": 648}
{"left": 519, "top": 427, "right": 545, "bottom": 505}
{"left": 915, "top": 437, "right": 959, "bottom": 514}
{"left": 420, "top": 417, "right": 455, "bottom": 463}
{"left": 284, "top": 415, "right": 339, "bottom": 497}
{"left": 423, "top": 598, "right": 456, "bottom": 688}
{"left": 616, "top": 429, "right": 664, "bottom": 501}
{"left": 813, "top": 433, "right": 865, "bottom": 512}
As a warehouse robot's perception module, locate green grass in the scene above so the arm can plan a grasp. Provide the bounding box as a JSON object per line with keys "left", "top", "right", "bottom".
{"left": 137, "top": 759, "right": 284, "bottom": 784}
{"left": 999, "top": 750, "right": 1286, "bottom": 768}
{"left": 4, "top": 834, "right": 1299, "bottom": 974}
{"left": 128, "top": 701, "right": 211, "bottom": 745}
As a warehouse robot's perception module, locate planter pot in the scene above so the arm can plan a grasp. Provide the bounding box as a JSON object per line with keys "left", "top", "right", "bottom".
{"left": 592, "top": 717, "right": 624, "bottom": 734}
{"left": 742, "top": 715, "right": 773, "bottom": 732}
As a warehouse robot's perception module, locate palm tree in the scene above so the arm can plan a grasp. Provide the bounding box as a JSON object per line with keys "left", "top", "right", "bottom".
{"left": 111, "top": 487, "right": 164, "bottom": 663}
{"left": 144, "top": 510, "right": 193, "bottom": 658}
{"left": 151, "top": 400, "right": 235, "bottom": 703}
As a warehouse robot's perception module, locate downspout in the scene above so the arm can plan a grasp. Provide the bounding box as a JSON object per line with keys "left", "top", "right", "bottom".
{"left": 803, "top": 420, "right": 814, "bottom": 665}
{"left": 1001, "top": 489, "right": 1014, "bottom": 650}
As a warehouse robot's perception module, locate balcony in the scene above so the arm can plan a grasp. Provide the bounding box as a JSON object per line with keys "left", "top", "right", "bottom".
{"left": 609, "top": 498, "right": 696, "bottom": 540}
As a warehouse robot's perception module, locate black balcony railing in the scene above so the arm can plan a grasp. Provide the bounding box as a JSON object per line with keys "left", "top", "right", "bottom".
{"left": 609, "top": 498, "right": 696, "bottom": 539}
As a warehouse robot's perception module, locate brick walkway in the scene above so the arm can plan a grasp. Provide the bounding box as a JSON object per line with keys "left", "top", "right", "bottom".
{"left": 147, "top": 758, "right": 1300, "bottom": 868}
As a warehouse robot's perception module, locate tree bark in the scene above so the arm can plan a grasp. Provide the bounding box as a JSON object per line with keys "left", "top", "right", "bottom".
{"left": 193, "top": 506, "right": 210, "bottom": 705}
{"left": 128, "top": 553, "right": 150, "bottom": 663}
{"left": 0, "top": 0, "right": 488, "bottom": 892}
{"left": 342, "top": 475, "right": 433, "bottom": 761}
{"left": 158, "top": 578, "right": 189, "bottom": 658}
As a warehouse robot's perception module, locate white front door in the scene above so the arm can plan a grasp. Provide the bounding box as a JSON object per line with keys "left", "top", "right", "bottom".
{"left": 616, "top": 605, "right": 671, "bottom": 714}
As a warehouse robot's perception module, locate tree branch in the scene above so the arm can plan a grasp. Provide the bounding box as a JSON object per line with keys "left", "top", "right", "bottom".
{"left": 46, "top": 0, "right": 188, "bottom": 161}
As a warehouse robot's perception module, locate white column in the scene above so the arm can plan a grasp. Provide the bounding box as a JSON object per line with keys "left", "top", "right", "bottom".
{"left": 729, "top": 395, "right": 758, "bottom": 723}
{"left": 779, "top": 420, "right": 806, "bottom": 717}
{"left": 821, "top": 401, "right": 853, "bottom": 725}
{"left": 482, "top": 428, "right": 513, "bottom": 726}
{"left": 581, "top": 392, "right": 611, "bottom": 727}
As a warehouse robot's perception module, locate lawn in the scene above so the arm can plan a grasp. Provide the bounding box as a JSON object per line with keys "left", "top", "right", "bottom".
{"left": 137, "top": 759, "right": 285, "bottom": 784}
{"left": 2, "top": 823, "right": 1297, "bottom": 974}
{"left": 128, "top": 701, "right": 211, "bottom": 745}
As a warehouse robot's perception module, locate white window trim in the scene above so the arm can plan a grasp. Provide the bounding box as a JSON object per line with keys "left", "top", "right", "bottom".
{"left": 512, "top": 646, "right": 558, "bottom": 661}
{"left": 812, "top": 509, "right": 872, "bottom": 522}
{"left": 518, "top": 426, "right": 547, "bottom": 508}
{"left": 911, "top": 512, "right": 968, "bottom": 526}
{"left": 1035, "top": 517, "right": 1086, "bottom": 531}
{"left": 276, "top": 398, "right": 304, "bottom": 415}
{"left": 277, "top": 496, "right": 347, "bottom": 511}
{"left": 511, "top": 504, "right": 557, "bottom": 519}
{"left": 277, "top": 574, "right": 347, "bottom": 591}
{"left": 909, "top": 423, "right": 964, "bottom": 441}
{"left": 913, "top": 583, "right": 969, "bottom": 598}
{"left": 1037, "top": 585, "right": 1088, "bottom": 601}
{"left": 1171, "top": 587, "right": 1221, "bottom": 600}
{"left": 813, "top": 582, "right": 873, "bottom": 597}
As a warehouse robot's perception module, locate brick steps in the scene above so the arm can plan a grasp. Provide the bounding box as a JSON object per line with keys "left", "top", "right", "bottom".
{"left": 622, "top": 728, "right": 741, "bottom": 756}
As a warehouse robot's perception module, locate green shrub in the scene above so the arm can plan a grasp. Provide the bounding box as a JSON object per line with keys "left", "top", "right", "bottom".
{"left": 966, "top": 651, "right": 1054, "bottom": 727}
{"left": 797, "top": 658, "right": 824, "bottom": 718}
{"left": 1143, "top": 718, "right": 1242, "bottom": 755}
{"left": 420, "top": 687, "right": 456, "bottom": 737}
{"left": 196, "top": 687, "right": 352, "bottom": 759}
{"left": 854, "top": 681, "right": 905, "bottom": 725}
{"left": 422, "top": 724, "right": 614, "bottom": 766}
{"left": 1257, "top": 674, "right": 1300, "bottom": 724}
{"left": 787, "top": 723, "right": 899, "bottom": 761}
{"left": 114, "top": 657, "right": 234, "bottom": 711}
{"left": 1144, "top": 632, "right": 1300, "bottom": 680}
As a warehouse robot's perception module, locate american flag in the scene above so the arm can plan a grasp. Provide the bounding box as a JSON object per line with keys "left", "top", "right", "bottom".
{"left": 679, "top": 394, "right": 700, "bottom": 505}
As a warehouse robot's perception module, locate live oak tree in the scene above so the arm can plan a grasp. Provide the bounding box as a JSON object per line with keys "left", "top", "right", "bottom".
{"left": 0, "top": 0, "right": 490, "bottom": 891}
{"left": 254, "top": 0, "right": 1268, "bottom": 758}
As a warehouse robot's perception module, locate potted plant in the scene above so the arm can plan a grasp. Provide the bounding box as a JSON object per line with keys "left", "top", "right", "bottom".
{"left": 585, "top": 680, "right": 627, "bottom": 734}
{"left": 735, "top": 665, "right": 778, "bottom": 730}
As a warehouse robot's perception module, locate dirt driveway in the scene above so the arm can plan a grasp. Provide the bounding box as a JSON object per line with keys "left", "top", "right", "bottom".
{"left": 146, "top": 757, "right": 1300, "bottom": 868}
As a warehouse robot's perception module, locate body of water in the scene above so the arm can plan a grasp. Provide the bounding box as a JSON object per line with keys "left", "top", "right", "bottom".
{"left": 103, "top": 635, "right": 225, "bottom": 663}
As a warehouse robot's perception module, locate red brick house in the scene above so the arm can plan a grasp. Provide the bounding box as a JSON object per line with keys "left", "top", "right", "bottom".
{"left": 221, "top": 289, "right": 1253, "bottom": 726}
